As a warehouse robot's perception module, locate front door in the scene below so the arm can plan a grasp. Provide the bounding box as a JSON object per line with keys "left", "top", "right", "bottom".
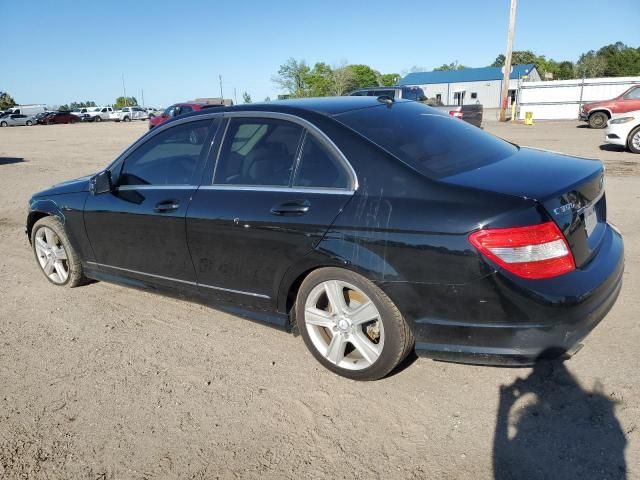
{"left": 84, "top": 118, "right": 217, "bottom": 286}
{"left": 187, "top": 115, "right": 355, "bottom": 309}
{"left": 619, "top": 86, "right": 640, "bottom": 113}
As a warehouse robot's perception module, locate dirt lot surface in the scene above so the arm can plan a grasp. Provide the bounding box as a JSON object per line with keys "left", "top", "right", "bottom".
{"left": 1, "top": 120, "right": 638, "bottom": 479}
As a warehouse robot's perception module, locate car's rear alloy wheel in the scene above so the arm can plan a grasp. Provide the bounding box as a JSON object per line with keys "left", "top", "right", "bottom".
{"left": 26, "top": 120, "right": 33, "bottom": 126}
{"left": 589, "top": 112, "right": 608, "bottom": 129}
{"left": 31, "top": 217, "right": 86, "bottom": 287}
{"left": 296, "top": 268, "right": 414, "bottom": 380}
{"left": 628, "top": 126, "right": 640, "bottom": 154}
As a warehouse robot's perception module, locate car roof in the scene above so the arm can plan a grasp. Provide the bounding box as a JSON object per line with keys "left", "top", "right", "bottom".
{"left": 175, "top": 96, "right": 399, "bottom": 122}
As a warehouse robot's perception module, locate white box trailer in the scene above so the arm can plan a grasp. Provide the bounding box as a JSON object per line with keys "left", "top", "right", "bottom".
{"left": 518, "top": 77, "right": 640, "bottom": 120}
{"left": 6, "top": 104, "right": 46, "bottom": 116}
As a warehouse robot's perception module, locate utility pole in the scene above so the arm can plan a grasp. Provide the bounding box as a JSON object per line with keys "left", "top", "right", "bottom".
{"left": 499, "top": 0, "right": 517, "bottom": 122}
{"left": 234, "top": 88, "right": 237, "bottom": 105}
{"left": 141, "top": 89, "right": 145, "bottom": 107}
{"left": 122, "top": 73, "right": 127, "bottom": 107}
{"left": 219, "top": 75, "right": 223, "bottom": 101}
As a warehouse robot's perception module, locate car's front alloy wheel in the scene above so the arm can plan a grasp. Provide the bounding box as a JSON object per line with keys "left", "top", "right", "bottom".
{"left": 628, "top": 126, "right": 640, "bottom": 154}
{"left": 296, "top": 268, "right": 414, "bottom": 380}
{"left": 31, "top": 217, "right": 86, "bottom": 287}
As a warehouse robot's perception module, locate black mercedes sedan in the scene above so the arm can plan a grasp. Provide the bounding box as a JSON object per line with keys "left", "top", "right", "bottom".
{"left": 26, "top": 97, "right": 624, "bottom": 380}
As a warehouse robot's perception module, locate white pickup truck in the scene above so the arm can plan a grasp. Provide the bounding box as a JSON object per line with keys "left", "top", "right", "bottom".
{"left": 83, "top": 106, "right": 115, "bottom": 122}
{"left": 113, "top": 106, "right": 149, "bottom": 122}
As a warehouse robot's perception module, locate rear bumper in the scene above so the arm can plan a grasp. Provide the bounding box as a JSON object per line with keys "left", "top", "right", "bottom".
{"left": 382, "top": 225, "right": 624, "bottom": 366}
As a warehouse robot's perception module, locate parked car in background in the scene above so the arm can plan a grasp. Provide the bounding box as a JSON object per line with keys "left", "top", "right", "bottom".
{"left": 71, "top": 107, "right": 90, "bottom": 117}
{"left": 349, "top": 86, "right": 484, "bottom": 128}
{"left": 26, "top": 97, "right": 623, "bottom": 380}
{"left": 0, "top": 114, "right": 36, "bottom": 127}
{"left": 35, "top": 112, "right": 56, "bottom": 124}
{"left": 39, "top": 111, "right": 79, "bottom": 125}
{"left": 82, "top": 106, "right": 115, "bottom": 122}
{"left": 580, "top": 85, "right": 640, "bottom": 129}
{"left": 5, "top": 105, "right": 46, "bottom": 116}
{"left": 146, "top": 107, "right": 161, "bottom": 118}
{"left": 148, "top": 102, "right": 222, "bottom": 129}
{"left": 604, "top": 111, "right": 640, "bottom": 154}
{"left": 114, "top": 106, "right": 148, "bottom": 122}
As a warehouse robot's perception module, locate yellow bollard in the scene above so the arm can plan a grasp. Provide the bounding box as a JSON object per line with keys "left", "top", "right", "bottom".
{"left": 524, "top": 111, "right": 534, "bottom": 126}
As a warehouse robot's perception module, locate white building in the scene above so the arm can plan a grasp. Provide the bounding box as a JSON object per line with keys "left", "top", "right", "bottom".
{"left": 397, "top": 64, "right": 540, "bottom": 107}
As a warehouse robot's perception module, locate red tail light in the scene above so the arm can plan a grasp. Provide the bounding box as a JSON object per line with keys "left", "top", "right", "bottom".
{"left": 449, "top": 111, "right": 464, "bottom": 119}
{"left": 468, "top": 222, "right": 575, "bottom": 280}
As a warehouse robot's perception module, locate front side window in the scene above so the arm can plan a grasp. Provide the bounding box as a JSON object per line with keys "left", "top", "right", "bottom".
{"left": 294, "top": 134, "right": 349, "bottom": 189}
{"left": 214, "top": 118, "right": 303, "bottom": 186}
{"left": 119, "top": 120, "right": 212, "bottom": 186}
{"left": 164, "top": 105, "right": 177, "bottom": 116}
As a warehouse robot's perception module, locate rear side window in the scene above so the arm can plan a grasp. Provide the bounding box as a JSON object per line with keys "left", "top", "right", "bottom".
{"left": 119, "top": 119, "right": 212, "bottom": 186}
{"left": 214, "top": 118, "right": 303, "bottom": 186}
{"left": 179, "top": 105, "right": 193, "bottom": 115}
{"left": 294, "top": 134, "right": 349, "bottom": 189}
{"left": 335, "top": 101, "right": 517, "bottom": 179}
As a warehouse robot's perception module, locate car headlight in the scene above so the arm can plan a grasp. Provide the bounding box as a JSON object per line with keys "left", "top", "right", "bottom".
{"left": 610, "top": 117, "right": 635, "bottom": 124}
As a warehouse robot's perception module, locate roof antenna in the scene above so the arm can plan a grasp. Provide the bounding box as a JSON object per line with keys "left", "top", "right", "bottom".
{"left": 377, "top": 95, "right": 394, "bottom": 107}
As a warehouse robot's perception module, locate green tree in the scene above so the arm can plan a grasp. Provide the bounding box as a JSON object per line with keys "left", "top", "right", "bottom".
{"left": 0, "top": 91, "right": 17, "bottom": 110}
{"left": 58, "top": 104, "right": 70, "bottom": 111}
{"left": 379, "top": 73, "right": 400, "bottom": 86}
{"left": 114, "top": 96, "right": 138, "bottom": 109}
{"left": 491, "top": 51, "right": 538, "bottom": 68}
{"left": 575, "top": 51, "right": 607, "bottom": 78}
{"left": 345, "top": 64, "right": 380, "bottom": 90}
{"left": 330, "top": 62, "right": 355, "bottom": 95}
{"left": 242, "top": 91, "right": 252, "bottom": 104}
{"left": 433, "top": 61, "right": 467, "bottom": 71}
{"left": 306, "top": 62, "right": 334, "bottom": 97}
{"left": 272, "top": 58, "right": 311, "bottom": 98}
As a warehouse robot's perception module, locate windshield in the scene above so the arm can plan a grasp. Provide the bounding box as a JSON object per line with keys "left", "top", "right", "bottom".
{"left": 335, "top": 101, "right": 517, "bottom": 179}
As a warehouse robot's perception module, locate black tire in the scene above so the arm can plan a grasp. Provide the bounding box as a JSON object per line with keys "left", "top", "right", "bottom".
{"left": 31, "top": 216, "right": 86, "bottom": 288}
{"left": 26, "top": 120, "right": 33, "bottom": 126}
{"left": 628, "top": 126, "right": 640, "bottom": 154}
{"left": 296, "top": 267, "right": 414, "bottom": 381}
{"left": 123, "top": 116, "right": 131, "bottom": 122}
{"left": 588, "top": 111, "right": 608, "bottom": 129}
{"left": 0, "top": 121, "right": 7, "bottom": 127}
{"left": 94, "top": 116, "right": 102, "bottom": 123}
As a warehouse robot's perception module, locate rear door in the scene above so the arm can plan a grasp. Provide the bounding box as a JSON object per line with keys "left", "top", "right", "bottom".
{"left": 186, "top": 113, "right": 356, "bottom": 309}
{"left": 84, "top": 118, "right": 218, "bottom": 285}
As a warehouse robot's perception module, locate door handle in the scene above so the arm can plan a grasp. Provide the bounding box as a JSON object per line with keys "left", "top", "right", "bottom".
{"left": 154, "top": 200, "right": 180, "bottom": 212}
{"left": 270, "top": 200, "right": 310, "bottom": 216}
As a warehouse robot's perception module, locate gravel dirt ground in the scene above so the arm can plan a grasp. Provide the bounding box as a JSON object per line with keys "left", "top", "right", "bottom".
{"left": 0, "top": 120, "right": 638, "bottom": 479}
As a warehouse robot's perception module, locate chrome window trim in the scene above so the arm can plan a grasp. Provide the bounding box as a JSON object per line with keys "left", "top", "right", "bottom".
{"left": 215, "top": 111, "right": 359, "bottom": 191}
{"left": 86, "top": 261, "right": 270, "bottom": 299}
{"left": 198, "top": 185, "right": 355, "bottom": 195}
{"left": 198, "top": 185, "right": 354, "bottom": 195}
{"left": 116, "top": 185, "right": 195, "bottom": 191}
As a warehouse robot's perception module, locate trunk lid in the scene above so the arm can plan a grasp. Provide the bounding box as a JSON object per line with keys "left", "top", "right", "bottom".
{"left": 441, "top": 147, "right": 606, "bottom": 267}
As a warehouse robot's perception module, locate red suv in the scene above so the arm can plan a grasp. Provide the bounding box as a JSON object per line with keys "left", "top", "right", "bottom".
{"left": 148, "top": 103, "right": 224, "bottom": 129}
{"left": 580, "top": 85, "right": 640, "bottom": 128}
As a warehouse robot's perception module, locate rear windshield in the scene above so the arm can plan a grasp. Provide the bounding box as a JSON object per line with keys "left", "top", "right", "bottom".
{"left": 335, "top": 101, "right": 517, "bottom": 179}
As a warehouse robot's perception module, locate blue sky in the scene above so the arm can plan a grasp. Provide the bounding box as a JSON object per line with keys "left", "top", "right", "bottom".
{"left": 3, "top": 0, "right": 639, "bottom": 108}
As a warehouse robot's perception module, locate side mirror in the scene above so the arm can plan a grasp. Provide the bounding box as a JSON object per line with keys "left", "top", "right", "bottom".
{"left": 91, "top": 170, "right": 113, "bottom": 195}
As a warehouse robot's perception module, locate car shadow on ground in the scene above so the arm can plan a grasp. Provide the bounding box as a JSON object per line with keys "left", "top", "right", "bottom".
{"left": 492, "top": 358, "right": 627, "bottom": 480}
{"left": 599, "top": 144, "right": 627, "bottom": 152}
{"left": 0, "top": 157, "right": 25, "bottom": 165}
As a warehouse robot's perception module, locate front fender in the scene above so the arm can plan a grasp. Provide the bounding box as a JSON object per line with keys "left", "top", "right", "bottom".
{"left": 26, "top": 198, "right": 65, "bottom": 241}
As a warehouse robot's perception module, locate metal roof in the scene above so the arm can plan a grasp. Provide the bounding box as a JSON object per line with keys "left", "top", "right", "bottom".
{"left": 397, "top": 64, "right": 536, "bottom": 85}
